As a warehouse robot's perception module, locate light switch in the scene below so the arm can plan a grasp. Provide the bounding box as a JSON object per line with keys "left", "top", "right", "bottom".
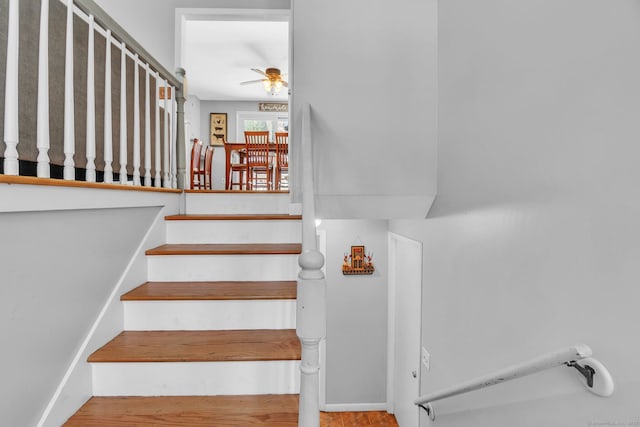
{"left": 422, "top": 347, "right": 431, "bottom": 371}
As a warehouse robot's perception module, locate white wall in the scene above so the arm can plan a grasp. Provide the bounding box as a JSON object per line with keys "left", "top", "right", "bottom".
{"left": 390, "top": 1, "right": 640, "bottom": 425}
{"left": 291, "top": 0, "right": 438, "bottom": 218}
{"left": 0, "top": 187, "right": 179, "bottom": 427}
{"left": 94, "top": 0, "right": 290, "bottom": 72}
{"left": 185, "top": 94, "right": 201, "bottom": 144}
{"left": 318, "top": 220, "right": 388, "bottom": 407}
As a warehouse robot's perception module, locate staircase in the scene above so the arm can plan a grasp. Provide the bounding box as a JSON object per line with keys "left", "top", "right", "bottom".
{"left": 65, "top": 192, "right": 303, "bottom": 425}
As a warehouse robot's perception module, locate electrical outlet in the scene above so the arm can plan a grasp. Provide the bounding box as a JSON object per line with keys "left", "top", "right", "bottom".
{"left": 421, "top": 347, "right": 431, "bottom": 371}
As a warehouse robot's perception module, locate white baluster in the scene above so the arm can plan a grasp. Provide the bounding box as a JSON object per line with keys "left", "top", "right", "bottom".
{"left": 85, "top": 14, "right": 96, "bottom": 182}
{"left": 169, "top": 86, "right": 176, "bottom": 188}
{"left": 132, "top": 55, "right": 141, "bottom": 186}
{"left": 162, "top": 79, "right": 170, "bottom": 188}
{"left": 154, "top": 72, "right": 161, "bottom": 187}
{"left": 3, "top": 0, "right": 19, "bottom": 176}
{"left": 119, "top": 44, "right": 127, "bottom": 184}
{"left": 36, "top": 0, "right": 50, "bottom": 178}
{"left": 103, "top": 30, "right": 113, "bottom": 183}
{"left": 63, "top": 0, "right": 75, "bottom": 180}
{"left": 143, "top": 64, "right": 151, "bottom": 186}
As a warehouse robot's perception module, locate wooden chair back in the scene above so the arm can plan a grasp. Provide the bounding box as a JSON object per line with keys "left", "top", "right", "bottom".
{"left": 203, "top": 145, "right": 214, "bottom": 190}
{"left": 275, "top": 132, "right": 288, "bottom": 168}
{"left": 244, "top": 131, "right": 271, "bottom": 190}
{"left": 244, "top": 131, "right": 270, "bottom": 165}
{"left": 190, "top": 138, "right": 203, "bottom": 189}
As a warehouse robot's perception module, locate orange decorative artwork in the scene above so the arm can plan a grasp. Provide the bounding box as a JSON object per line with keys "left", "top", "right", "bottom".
{"left": 342, "top": 245, "right": 375, "bottom": 275}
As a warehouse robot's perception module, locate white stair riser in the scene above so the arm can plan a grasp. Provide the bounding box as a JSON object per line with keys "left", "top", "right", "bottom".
{"left": 124, "top": 300, "right": 296, "bottom": 330}
{"left": 92, "top": 361, "right": 300, "bottom": 396}
{"left": 147, "top": 254, "right": 299, "bottom": 281}
{"left": 166, "top": 220, "right": 301, "bottom": 244}
{"left": 186, "top": 193, "right": 291, "bottom": 215}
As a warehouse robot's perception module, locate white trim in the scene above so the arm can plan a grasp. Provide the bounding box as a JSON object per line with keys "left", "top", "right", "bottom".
{"left": 317, "top": 229, "right": 327, "bottom": 410}
{"left": 36, "top": 208, "right": 169, "bottom": 427}
{"left": 387, "top": 232, "right": 423, "bottom": 415}
{"left": 323, "top": 403, "right": 389, "bottom": 412}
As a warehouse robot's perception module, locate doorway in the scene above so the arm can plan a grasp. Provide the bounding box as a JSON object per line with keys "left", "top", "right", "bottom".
{"left": 175, "top": 8, "right": 290, "bottom": 190}
{"left": 388, "top": 233, "right": 423, "bottom": 427}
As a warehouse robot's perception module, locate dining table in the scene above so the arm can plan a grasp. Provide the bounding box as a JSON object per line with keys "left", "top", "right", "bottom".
{"left": 223, "top": 142, "right": 279, "bottom": 190}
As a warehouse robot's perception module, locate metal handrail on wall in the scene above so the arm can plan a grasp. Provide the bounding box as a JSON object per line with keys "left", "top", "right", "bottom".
{"left": 296, "top": 103, "right": 327, "bottom": 427}
{"left": 414, "top": 344, "right": 614, "bottom": 421}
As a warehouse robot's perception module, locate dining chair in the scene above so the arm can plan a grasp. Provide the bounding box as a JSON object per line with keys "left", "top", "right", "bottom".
{"left": 189, "top": 138, "right": 203, "bottom": 189}
{"left": 275, "top": 132, "right": 288, "bottom": 190}
{"left": 202, "top": 145, "right": 214, "bottom": 190}
{"left": 225, "top": 138, "right": 247, "bottom": 190}
{"left": 245, "top": 131, "right": 273, "bottom": 190}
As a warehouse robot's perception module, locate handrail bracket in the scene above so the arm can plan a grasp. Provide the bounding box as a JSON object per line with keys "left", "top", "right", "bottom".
{"left": 566, "top": 360, "right": 595, "bottom": 388}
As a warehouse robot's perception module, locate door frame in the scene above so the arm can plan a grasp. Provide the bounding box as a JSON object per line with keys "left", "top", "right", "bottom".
{"left": 387, "top": 232, "right": 423, "bottom": 415}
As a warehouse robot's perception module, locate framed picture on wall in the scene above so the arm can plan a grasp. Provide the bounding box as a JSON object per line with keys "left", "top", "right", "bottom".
{"left": 210, "top": 113, "right": 227, "bottom": 146}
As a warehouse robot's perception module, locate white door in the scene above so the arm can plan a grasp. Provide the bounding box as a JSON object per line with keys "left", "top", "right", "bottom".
{"left": 388, "top": 233, "right": 422, "bottom": 427}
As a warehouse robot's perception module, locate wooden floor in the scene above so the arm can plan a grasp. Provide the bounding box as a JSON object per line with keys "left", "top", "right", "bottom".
{"left": 145, "top": 243, "right": 302, "bottom": 256}
{"left": 321, "top": 411, "right": 399, "bottom": 427}
{"left": 121, "top": 281, "right": 297, "bottom": 301}
{"left": 88, "top": 329, "right": 301, "bottom": 363}
{"left": 164, "top": 214, "right": 302, "bottom": 221}
{"left": 64, "top": 396, "right": 398, "bottom": 426}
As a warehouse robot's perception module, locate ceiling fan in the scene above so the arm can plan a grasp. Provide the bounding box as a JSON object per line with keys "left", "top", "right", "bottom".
{"left": 241, "top": 68, "right": 288, "bottom": 95}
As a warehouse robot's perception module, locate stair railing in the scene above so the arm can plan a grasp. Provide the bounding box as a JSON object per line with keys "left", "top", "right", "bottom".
{"left": 415, "top": 344, "right": 615, "bottom": 421}
{"left": 296, "top": 103, "right": 326, "bottom": 427}
{"left": 2, "top": 0, "right": 186, "bottom": 189}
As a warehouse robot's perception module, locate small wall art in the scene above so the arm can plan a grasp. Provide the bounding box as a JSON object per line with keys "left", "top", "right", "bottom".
{"left": 210, "top": 113, "right": 227, "bottom": 146}
{"left": 342, "top": 245, "right": 375, "bottom": 275}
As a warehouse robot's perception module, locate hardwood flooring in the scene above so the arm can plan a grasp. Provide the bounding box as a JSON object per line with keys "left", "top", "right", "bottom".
{"left": 164, "top": 214, "right": 302, "bottom": 221}
{"left": 64, "top": 395, "right": 399, "bottom": 426}
{"left": 145, "top": 243, "right": 302, "bottom": 256}
{"left": 88, "top": 330, "right": 301, "bottom": 363}
{"left": 321, "top": 411, "right": 399, "bottom": 427}
{"left": 121, "top": 281, "right": 297, "bottom": 301}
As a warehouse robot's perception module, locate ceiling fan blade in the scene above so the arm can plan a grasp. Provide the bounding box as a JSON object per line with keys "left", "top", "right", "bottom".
{"left": 251, "top": 68, "right": 268, "bottom": 77}
{"left": 240, "top": 79, "right": 264, "bottom": 86}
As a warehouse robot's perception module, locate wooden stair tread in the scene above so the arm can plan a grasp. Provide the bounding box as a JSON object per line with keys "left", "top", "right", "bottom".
{"left": 121, "top": 281, "right": 297, "bottom": 301}
{"left": 64, "top": 395, "right": 299, "bottom": 426}
{"left": 165, "top": 214, "right": 302, "bottom": 221}
{"left": 88, "top": 330, "right": 301, "bottom": 363}
{"left": 145, "top": 243, "right": 302, "bottom": 256}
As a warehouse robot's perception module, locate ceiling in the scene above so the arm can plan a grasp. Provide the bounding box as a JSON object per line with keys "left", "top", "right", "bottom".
{"left": 184, "top": 20, "right": 289, "bottom": 102}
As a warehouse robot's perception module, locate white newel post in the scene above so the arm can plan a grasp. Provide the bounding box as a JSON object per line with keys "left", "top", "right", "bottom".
{"left": 85, "top": 14, "right": 96, "bottom": 182}
{"left": 36, "top": 0, "right": 50, "bottom": 178}
{"left": 3, "top": 0, "right": 19, "bottom": 175}
{"left": 297, "top": 104, "right": 325, "bottom": 427}
{"left": 162, "top": 79, "right": 170, "bottom": 188}
{"left": 103, "top": 30, "right": 113, "bottom": 183}
{"left": 143, "top": 64, "right": 151, "bottom": 186}
{"left": 119, "top": 43, "right": 127, "bottom": 184}
{"left": 63, "top": 0, "right": 75, "bottom": 180}
{"left": 132, "top": 55, "right": 141, "bottom": 186}
{"left": 154, "top": 71, "right": 161, "bottom": 187}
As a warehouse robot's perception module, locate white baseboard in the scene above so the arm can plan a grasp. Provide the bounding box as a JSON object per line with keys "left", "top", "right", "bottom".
{"left": 322, "top": 403, "right": 389, "bottom": 412}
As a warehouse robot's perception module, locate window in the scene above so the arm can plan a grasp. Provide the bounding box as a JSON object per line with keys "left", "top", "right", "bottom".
{"left": 237, "top": 111, "right": 289, "bottom": 142}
